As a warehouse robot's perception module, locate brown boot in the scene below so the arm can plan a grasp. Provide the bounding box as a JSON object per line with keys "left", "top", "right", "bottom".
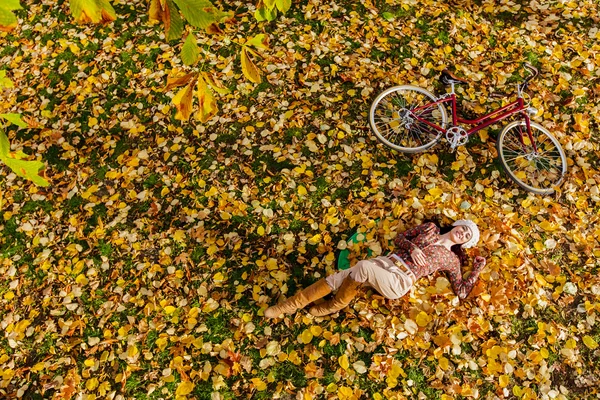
{"left": 309, "top": 276, "right": 361, "bottom": 317}
{"left": 264, "top": 279, "right": 332, "bottom": 318}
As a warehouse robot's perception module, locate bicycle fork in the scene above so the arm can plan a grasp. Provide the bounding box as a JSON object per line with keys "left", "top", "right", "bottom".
{"left": 520, "top": 112, "right": 539, "bottom": 154}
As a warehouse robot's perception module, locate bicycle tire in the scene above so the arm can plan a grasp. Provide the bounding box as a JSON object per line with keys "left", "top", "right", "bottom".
{"left": 369, "top": 85, "right": 447, "bottom": 153}
{"left": 497, "top": 121, "right": 567, "bottom": 195}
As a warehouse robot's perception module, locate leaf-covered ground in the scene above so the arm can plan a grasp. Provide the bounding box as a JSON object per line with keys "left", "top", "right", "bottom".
{"left": 1, "top": 0, "right": 600, "bottom": 399}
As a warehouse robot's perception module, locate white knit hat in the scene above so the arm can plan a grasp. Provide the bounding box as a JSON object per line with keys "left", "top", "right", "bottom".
{"left": 452, "top": 219, "right": 480, "bottom": 248}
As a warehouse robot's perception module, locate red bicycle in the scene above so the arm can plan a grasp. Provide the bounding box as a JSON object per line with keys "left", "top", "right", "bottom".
{"left": 369, "top": 64, "right": 567, "bottom": 195}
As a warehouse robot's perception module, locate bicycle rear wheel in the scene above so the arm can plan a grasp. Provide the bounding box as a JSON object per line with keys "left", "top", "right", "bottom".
{"left": 369, "top": 85, "right": 447, "bottom": 153}
{"left": 497, "top": 121, "right": 567, "bottom": 195}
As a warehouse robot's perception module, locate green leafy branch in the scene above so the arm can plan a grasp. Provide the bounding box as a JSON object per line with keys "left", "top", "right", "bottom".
{"left": 255, "top": 0, "right": 291, "bottom": 22}
{"left": 0, "top": 71, "right": 49, "bottom": 187}
{"left": 0, "top": 0, "right": 23, "bottom": 32}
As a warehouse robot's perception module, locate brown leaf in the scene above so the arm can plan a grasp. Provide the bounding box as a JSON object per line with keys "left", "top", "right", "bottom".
{"left": 166, "top": 72, "right": 197, "bottom": 91}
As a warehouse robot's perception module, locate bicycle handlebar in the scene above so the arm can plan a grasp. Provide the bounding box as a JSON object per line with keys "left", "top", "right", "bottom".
{"left": 523, "top": 62, "right": 539, "bottom": 83}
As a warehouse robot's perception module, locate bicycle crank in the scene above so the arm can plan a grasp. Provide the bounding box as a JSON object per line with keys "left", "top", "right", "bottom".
{"left": 445, "top": 126, "right": 469, "bottom": 150}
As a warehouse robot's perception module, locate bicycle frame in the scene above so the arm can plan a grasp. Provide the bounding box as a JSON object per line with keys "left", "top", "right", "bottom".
{"left": 411, "top": 93, "right": 538, "bottom": 151}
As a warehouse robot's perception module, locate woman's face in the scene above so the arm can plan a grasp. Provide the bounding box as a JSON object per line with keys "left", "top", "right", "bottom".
{"left": 450, "top": 225, "right": 472, "bottom": 245}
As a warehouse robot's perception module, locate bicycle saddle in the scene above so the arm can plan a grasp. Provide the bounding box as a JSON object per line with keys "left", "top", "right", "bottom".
{"left": 440, "top": 70, "right": 469, "bottom": 86}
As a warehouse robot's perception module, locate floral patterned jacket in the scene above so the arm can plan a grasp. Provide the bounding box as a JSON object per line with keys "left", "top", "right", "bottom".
{"left": 393, "top": 222, "right": 485, "bottom": 299}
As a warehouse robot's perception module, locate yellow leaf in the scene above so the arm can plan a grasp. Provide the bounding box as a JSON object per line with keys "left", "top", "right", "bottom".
{"left": 583, "top": 335, "right": 598, "bottom": 349}
{"left": 245, "top": 33, "right": 269, "bottom": 49}
{"left": 499, "top": 375, "right": 510, "bottom": 388}
{"left": 70, "top": 0, "right": 116, "bottom": 24}
{"left": 164, "top": 305, "right": 176, "bottom": 314}
{"left": 240, "top": 47, "right": 261, "bottom": 84}
{"left": 0, "top": 1, "right": 21, "bottom": 32}
{"left": 338, "top": 386, "right": 353, "bottom": 398}
{"left": 257, "top": 226, "right": 265, "bottom": 236}
{"left": 86, "top": 377, "right": 99, "bottom": 391}
{"left": 196, "top": 76, "right": 217, "bottom": 123}
{"left": 175, "top": 381, "right": 195, "bottom": 396}
{"left": 75, "top": 274, "right": 89, "bottom": 285}
{"left": 478, "top": 129, "right": 489, "bottom": 142}
{"left": 428, "top": 187, "right": 443, "bottom": 197}
{"left": 266, "top": 258, "right": 278, "bottom": 270}
{"left": 205, "top": 186, "right": 218, "bottom": 197}
{"left": 251, "top": 378, "right": 267, "bottom": 391}
{"left": 300, "top": 329, "right": 313, "bottom": 344}
{"left": 310, "top": 325, "right": 322, "bottom": 336}
{"left": 213, "top": 272, "right": 224, "bottom": 282}
{"left": 439, "top": 356, "right": 449, "bottom": 370}
{"left": 173, "top": 229, "right": 186, "bottom": 242}
{"left": 84, "top": 358, "right": 95, "bottom": 367}
{"left": 127, "top": 345, "right": 138, "bottom": 358}
{"left": 415, "top": 311, "right": 431, "bottom": 327}
{"left": 339, "top": 354, "right": 349, "bottom": 370}
{"left": 202, "top": 72, "right": 230, "bottom": 95}
{"left": 156, "top": 337, "right": 168, "bottom": 351}
{"left": 307, "top": 234, "right": 321, "bottom": 245}
{"left": 484, "top": 188, "right": 493, "bottom": 197}
{"left": 573, "top": 113, "right": 590, "bottom": 134}
{"left": 31, "top": 362, "right": 46, "bottom": 372}
{"left": 166, "top": 72, "right": 197, "bottom": 91}
{"left": 297, "top": 185, "right": 307, "bottom": 195}
{"left": 172, "top": 81, "right": 195, "bottom": 121}
{"left": 539, "top": 220, "right": 558, "bottom": 232}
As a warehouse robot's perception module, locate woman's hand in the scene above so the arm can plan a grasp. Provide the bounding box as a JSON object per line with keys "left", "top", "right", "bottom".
{"left": 410, "top": 248, "right": 429, "bottom": 268}
{"left": 474, "top": 256, "right": 486, "bottom": 268}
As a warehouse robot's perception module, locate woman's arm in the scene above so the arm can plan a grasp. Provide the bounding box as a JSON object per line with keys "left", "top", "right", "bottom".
{"left": 444, "top": 256, "right": 486, "bottom": 299}
{"left": 394, "top": 222, "right": 436, "bottom": 252}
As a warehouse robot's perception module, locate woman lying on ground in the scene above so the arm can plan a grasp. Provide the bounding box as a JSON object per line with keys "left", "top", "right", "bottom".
{"left": 264, "top": 219, "right": 486, "bottom": 318}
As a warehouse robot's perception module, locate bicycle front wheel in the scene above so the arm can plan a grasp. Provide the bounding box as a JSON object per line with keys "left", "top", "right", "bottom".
{"left": 497, "top": 121, "right": 567, "bottom": 195}
{"left": 369, "top": 85, "right": 447, "bottom": 153}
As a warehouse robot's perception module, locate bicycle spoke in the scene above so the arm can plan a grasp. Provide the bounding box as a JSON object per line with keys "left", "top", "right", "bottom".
{"left": 369, "top": 86, "right": 445, "bottom": 153}
{"left": 497, "top": 122, "right": 566, "bottom": 194}
{"left": 502, "top": 154, "right": 528, "bottom": 163}
{"left": 411, "top": 124, "right": 425, "bottom": 146}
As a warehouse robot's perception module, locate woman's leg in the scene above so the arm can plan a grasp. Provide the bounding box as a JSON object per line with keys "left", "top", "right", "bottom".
{"left": 264, "top": 279, "right": 332, "bottom": 318}
{"left": 310, "top": 257, "right": 413, "bottom": 316}
{"left": 351, "top": 257, "right": 413, "bottom": 300}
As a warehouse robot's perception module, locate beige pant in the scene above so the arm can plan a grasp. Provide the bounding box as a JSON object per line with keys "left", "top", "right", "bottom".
{"left": 326, "top": 256, "right": 416, "bottom": 300}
